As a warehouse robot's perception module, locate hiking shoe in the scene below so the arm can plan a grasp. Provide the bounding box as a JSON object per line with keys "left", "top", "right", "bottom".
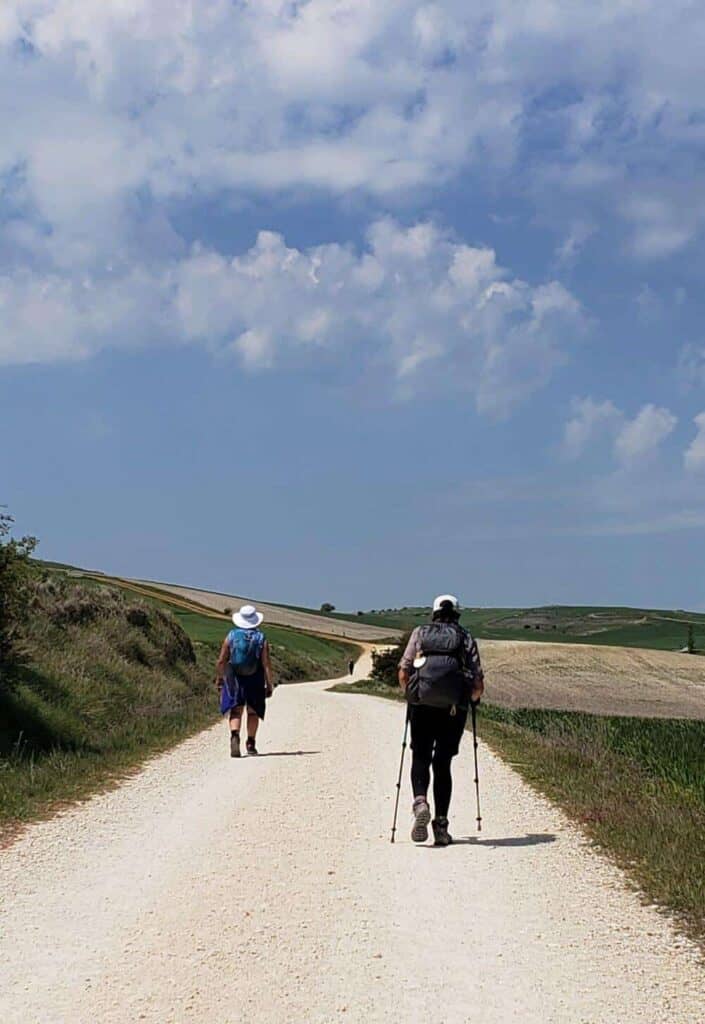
{"left": 432, "top": 817, "right": 453, "bottom": 847}
{"left": 411, "top": 798, "right": 431, "bottom": 843}
{"left": 246, "top": 738, "right": 258, "bottom": 756}
{"left": 230, "top": 732, "right": 241, "bottom": 758}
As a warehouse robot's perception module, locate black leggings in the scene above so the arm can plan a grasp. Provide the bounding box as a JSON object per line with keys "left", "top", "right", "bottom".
{"left": 409, "top": 705, "right": 467, "bottom": 818}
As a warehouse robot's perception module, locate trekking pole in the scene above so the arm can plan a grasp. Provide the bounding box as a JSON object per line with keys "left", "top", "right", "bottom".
{"left": 390, "top": 707, "right": 410, "bottom": 844}
{"left": 470, "top": 700, "right": 482, "bottom": 832}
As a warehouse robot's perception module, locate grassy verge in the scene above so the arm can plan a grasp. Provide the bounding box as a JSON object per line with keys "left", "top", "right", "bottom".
{"left": 330, "top": 680, "right": 705, "bottom": 948}
{"left": 1, "top": 577, "right": 356, "bottom": 834}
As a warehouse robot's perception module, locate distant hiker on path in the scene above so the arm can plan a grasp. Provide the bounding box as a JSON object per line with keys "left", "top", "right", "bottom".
{"left": 348, "top": 658, "right": 355, "bottom": 676}
{"left": 216, "top": 604, "right": 274, "bottom": 757}
{"left": 398, "top": 594, "right": 484, "bottom": 846}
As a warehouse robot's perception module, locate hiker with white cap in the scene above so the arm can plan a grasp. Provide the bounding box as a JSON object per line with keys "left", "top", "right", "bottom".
{"left": 216, "top": 604, "right": 274, "bottom": 757}
{"left": 397, "top": 595, "right": 484, "bottom": 846}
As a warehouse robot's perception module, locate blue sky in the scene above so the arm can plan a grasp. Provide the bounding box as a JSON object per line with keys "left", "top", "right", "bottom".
{"left": 2, "top": 1, "right": 705, "bottom": 611}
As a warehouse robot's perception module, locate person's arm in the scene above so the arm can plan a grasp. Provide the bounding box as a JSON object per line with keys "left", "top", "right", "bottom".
{"left": 397, "top": 629, "right": 418, "bottom": 693}
{"left": 215, "top": 637, "right": 230, "bottom": 686}
{"left": 262, "top": 640, "right": 274, "bottom": 695}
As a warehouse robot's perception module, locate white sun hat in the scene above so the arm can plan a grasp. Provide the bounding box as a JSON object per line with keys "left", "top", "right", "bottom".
{"left": 432, "top": 594, "right": 460, "bottom": 613}
{"left": 232, "top": 604, "right": 264, "bottom": 629}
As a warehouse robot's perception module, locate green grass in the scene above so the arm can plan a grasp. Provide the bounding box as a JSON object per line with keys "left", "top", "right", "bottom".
{"left": 348, "top": 604, "right": 705, "bottom": 652}
{"left": 331, "top": 680, "right": 705, "bottom": 948}
{"left": 0, "top": 575, "right": 357, "bottom": 834}
{"left": 0, "top": 581, "right": 214, "bottom": 830}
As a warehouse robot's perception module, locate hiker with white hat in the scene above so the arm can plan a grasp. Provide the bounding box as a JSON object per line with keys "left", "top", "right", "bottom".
{"left": 215, "top": 604, "right": 275, "bottom": 757}
{"left": 397, "top": 595, "right": 484, "bottom": 845}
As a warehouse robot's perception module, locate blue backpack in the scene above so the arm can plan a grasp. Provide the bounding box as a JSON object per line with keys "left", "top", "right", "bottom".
{"left": 228, "top": 628, "right": 264, "bottom": 676}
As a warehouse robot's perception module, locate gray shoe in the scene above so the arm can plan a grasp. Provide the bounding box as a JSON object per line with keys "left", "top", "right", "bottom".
{"left": 432, "top": 817, "right": 453, "bottom": 847}
{"left": 230, "top": 732, "right": 241, "bottom": 758}
{"left": 411, "top": 798, "right": 431, "bottom": 843}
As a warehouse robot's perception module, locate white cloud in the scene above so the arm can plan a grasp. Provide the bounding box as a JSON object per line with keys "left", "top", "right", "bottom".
{"left": 614, "top": 404, "right": 677, "bottom": 464}
{"left": 0, "top": 264, "right": 169, "bottom": 365}
{"left": 563, "top": 397, "right": 681, "bottom": 466}
{"left": 1, "top": 1, "right": 705, "bottom": 261}
{"left": 562, "top": 396, "right": 621, "bottom": 459}
{"left": 173, "top": 219, "right": 585, "bottom": 415}
{"left": 0, "top": 218, "right": 585, "bottom": 415}
{"left": 684, "top": 412, "right": 705, "bottom": 472}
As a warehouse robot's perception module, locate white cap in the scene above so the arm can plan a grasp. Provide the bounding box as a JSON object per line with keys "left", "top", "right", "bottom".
{"left": 432, "top": 594, "right": 460, "bottom": 613}
{"left": 232, "top": 604, "right": 264, "bottom": 629}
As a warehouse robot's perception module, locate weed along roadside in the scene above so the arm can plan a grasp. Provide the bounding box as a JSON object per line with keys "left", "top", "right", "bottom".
{"left": 0, "top": 570, "right": 356, "bottom": 835}
{"left": 331, "top": 676, "right": 705, "bottom": 951}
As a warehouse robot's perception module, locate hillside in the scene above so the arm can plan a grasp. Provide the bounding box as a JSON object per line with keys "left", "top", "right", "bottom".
{"left": 1, "top": 571, "right": 356, "bottom": 829}
{"left": 348, "top": 603, "right": 705, "bottom": 652}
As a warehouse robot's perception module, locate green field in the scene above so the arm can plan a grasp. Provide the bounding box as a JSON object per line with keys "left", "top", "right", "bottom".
{"left": 339, "top": 604, "right": 705, "bottom": 652}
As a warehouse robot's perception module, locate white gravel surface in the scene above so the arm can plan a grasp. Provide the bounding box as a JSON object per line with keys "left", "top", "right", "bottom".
{"left": 2, "top": 654, "right": 703, "bottom": 1024}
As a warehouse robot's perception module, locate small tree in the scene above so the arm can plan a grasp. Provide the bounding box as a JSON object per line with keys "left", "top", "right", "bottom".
{"left": 0, "top": 511, "right": 37, "bottom": 674}
{"left": 687, "top": 624, "right": 696, "bottom": 655}
{"left": 370, "top": 634, "right": 409, "bottom": 688}
{"left": 320, "top": 602, "right": 336, "bottom": 613}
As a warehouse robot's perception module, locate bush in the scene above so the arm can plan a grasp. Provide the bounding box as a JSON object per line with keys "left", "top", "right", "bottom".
{"left": 370, "top": 633, "right": 410, "bottom": 687}
{"left": 320, "top": 602, "right": 336, "bottom": 613}
{"left": 687, "top": 624, "right": 696, "bottom": 654}
{"left": 0, "top": 512, "right": 37, "bottom": 673}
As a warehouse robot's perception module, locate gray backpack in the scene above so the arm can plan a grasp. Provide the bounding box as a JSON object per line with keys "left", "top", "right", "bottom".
{"left": 406, "top": 622, "right": 470, "bottom": 709}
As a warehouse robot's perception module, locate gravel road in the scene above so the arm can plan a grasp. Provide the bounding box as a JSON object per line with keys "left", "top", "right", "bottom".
{"left": 2, "top": 654, "right": 703, "bottom": 1024}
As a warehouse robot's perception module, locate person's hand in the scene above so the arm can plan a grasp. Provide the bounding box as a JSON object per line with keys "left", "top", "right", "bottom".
{"left": 265, "top": 681, "right": 274, "bottom": 698}
{"left": 214, "top": 675, "right": 224, "bottom": 689}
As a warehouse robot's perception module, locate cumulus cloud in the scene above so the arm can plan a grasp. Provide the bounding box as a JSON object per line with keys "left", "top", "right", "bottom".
{"left": 562, "top": 397, "right": 621, "bottom": 459}
{"left": 0, "top": 218, "right": 585, "bottom": 414}
{"left": 563, "top": 398, "right": 680, "bottom": 465}
{"left": 171, "top": 220, "right": 586, "bottom": 416}
{"left": 1, "top": 1, "right": 705, "bottom": 261}
{"left": 684, "top": 413, "right": 705, "bottom": 472}
{"left": 614, "top": 404, "right": 677, "bottom": 464}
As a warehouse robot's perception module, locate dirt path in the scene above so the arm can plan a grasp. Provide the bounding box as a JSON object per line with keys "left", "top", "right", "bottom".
{"left": 1, "top": 656, "right": 703, "bottom": 1023}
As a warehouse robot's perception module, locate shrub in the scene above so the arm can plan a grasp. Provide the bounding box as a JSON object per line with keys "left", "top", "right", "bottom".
{"left": 370, "top": 633, "right": 410, "bottom": 688}
{"left": 687, "top": 624, "right": 696, "bottom": 654}
{"left": 0, "top": 512, "right": 37, "bottom": 674}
